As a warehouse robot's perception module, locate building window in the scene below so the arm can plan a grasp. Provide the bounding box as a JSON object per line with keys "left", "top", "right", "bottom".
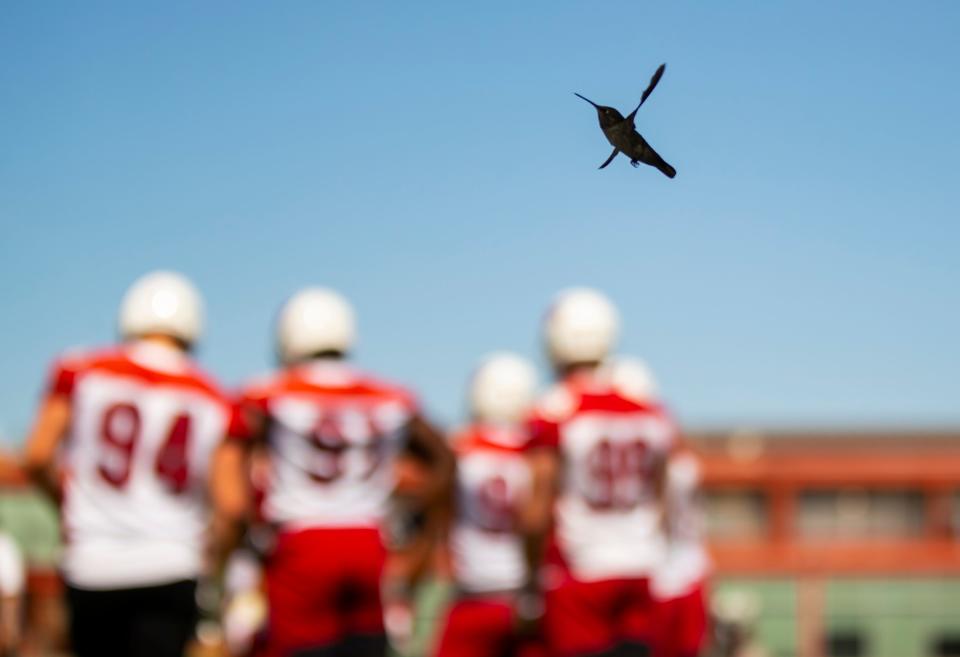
{"left": 703, "top": 490, "right": 768, "bottom": 540}
{"left": 797, "top": 489, "right": 924, "bottom": 540}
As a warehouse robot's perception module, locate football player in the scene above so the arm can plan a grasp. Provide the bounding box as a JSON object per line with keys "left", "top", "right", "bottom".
{"left": 22, "top": 271, "right": 232, "bottom": 657}
{"left": 215, "top": 287, "right": 452, "bottom": 657}
{"left": 433, "top": 353, "right": 543, "bottom": 657}
{"left": 524, "top": 289, "right": 677, "bottom": 657}
{"left": 606, "top": 358, "right": 710, "bottom": 657}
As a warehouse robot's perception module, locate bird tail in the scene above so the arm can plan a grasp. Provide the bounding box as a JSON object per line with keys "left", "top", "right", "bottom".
{"left": 659, "top": 161, "right": 676, "bottom": 178}
{"left": 646, "top": 142, "right": 676, "bottom": 178}
{"left": 633, "top": 135, "right": 676, "bottom": 178}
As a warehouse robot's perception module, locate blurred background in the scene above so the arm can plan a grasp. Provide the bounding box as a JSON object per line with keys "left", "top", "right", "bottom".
{"left": 1, "top": 2, "right": 958, "bottom": 656}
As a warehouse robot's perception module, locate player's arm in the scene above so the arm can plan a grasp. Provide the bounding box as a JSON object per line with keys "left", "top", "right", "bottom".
{"left": 519, "top": 412, "right": 561, "bottom": 540}
{"left": 517, "top": 411, "right": 562, "bottom": 606}
{"left": 653, "top": 410, "right": 683, "bottom": 526}
{"left": 404, "top": 414, "right": 455, "bottom": 506}
{"left": 209, "top": 403, "right": 263, "bottom": 566}
{"left": 652, "top": 448, "right": 671, "bottom": 529}
{"left": 210, "top": 442, "right": 250, "bottom": 563}
{"left": 0, "top": 592, "right": 21, "bottom": 656}
{"left": 520, "top": 446, "right": 560, "bottom": 543}
{"left": 390, "top": 440, "right": 456, "bottom": 584}
{"left": 382, "top": 464, "right": 452, "bottom": 645}
{"left": 516, "top": 445, "right": 559, "bottom": 628}
{"left": 22, "top": 395, "right": 71, "bottom": 504}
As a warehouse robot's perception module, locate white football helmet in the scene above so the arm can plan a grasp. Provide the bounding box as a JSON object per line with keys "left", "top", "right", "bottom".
{"left": 118, "top": 271, "right": 203, "bottom": 347}
{"left": 276, "top": 287, "right": 356, "bottom": 365}
{"left": 469, "top": 352, "right": 538, "bottom": 424}
{"left": 604, "top": 356, "right": 659, "bottom": 402}
{"left": 543, "top": 287, "right": 620, "bottom": 367}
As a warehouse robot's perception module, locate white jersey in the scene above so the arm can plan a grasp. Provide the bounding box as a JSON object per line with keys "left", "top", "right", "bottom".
{"left": 529, "top": 373, "right": 676, "bottom": 582}
{"left": 652, "top": 452, "right": 711, "bottom": 600}
{"left": 233, "top": 361, "right": 417, "bottom": 530}
{"left": 48, "top": 342, "right": 230, "bottom": 589}
{"left": 450, "top": 425, "right": 531, "bottom": 593}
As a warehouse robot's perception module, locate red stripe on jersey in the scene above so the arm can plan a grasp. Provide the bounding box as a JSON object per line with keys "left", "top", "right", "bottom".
{"left": 231, "top": 362, "right": 417, "bottom": 441}
{"left": 47, "top": 361, "right": 78, "bottom": 398}
{"left": 47, "top": 347, "right": 227, "bottom": 407}
{"left": 451, "top": 424, "right": 529, "bottom": 456}
{"left": 527, "top": 376, "right": 674, "bottom": 451}
{"left": 527, "top": 416, "right": 561, "bottom": 451}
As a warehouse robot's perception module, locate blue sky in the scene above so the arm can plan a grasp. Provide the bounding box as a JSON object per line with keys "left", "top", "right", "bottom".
{"left": 2, "top": 1, "right": 958, "bottom": 439}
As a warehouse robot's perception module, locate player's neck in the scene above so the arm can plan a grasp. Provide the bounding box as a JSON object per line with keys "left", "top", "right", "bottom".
{"left": 560, "top": 362, "right": 600, "bottom": 382}
{"left": 131, "top": 334, "right": 188, "bottom": 353}
{"left": 125, "top": 335, "right": 190, "bottom": 373}
{"left": 473, "top": 418, "right": 522, "bottom": 433}
{"left": 472, "top": 421, "right": 526, "bottom": 447}
{"left": 298, "top": 354, "right": 355, "bottom": 386}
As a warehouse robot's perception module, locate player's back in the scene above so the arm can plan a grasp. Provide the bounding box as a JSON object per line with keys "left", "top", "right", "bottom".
{"left": 237, "top": 360, "right": 417, "bottom": 530}
{"left": 450, "top": 424, "right": 531, "bottom": 594}
{"left": 52, "top": 341, "right": 230, "bottom": 589}
{"left": 530, "top": 371, "right": 675, "bottom": 581}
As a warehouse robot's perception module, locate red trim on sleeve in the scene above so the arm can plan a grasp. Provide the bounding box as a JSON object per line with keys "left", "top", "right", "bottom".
{"left": 227, "top": 391, "right": 270, "bottom": 442}
{"left": 47, "top": 359, "right": 79, "bottom": 399}
{"left": 526, "top": 416, "right": 560, "bottom": 451}
{"left": 226, "top": 402, "right": 251, "bottom": 442}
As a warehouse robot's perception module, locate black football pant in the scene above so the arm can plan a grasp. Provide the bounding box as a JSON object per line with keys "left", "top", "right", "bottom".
{"left": 290, "top": 634, "right": 388, "bottom": 657}
{"left": 67, "top": 579, "right": 197, "bottom": 657}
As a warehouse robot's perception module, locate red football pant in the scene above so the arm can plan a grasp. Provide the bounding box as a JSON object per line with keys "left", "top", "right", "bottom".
{"left": 434, "top": 598, "right": 513, "bottom": 657}
{"left": 654, "top": 583, "right": 708, "bottom": 657}
{"left": 434, "top": 597, "right": 547, "bottom": 657}
{"left": 263, "top": 527, "right": 385, "bottom": 657}
{"left": 543, "top": 577, "right": 655, "bottom": 657}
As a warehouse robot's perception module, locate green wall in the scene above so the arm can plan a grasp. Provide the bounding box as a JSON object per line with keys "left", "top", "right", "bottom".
{"left": 0, "top": 489, "right": 61, "bottom": 568}
{"left": 715, "top": 577, "right": 960, "bottom": 657}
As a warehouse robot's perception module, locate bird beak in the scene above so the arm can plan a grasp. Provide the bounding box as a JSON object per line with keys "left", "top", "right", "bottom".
{"left": 574, "top": 93, "right": 599, "bottom": 108}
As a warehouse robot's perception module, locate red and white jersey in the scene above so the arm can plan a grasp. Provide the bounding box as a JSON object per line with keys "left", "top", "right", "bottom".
{"left": 652, "top": 452, "right": 711, "bottom": 601}
{"left": 449, "top": 424, "right": 531, "bottom": 594}
{"left": 48, "top": 341, "right": 230, "bottom": 589}
{"left": 528, "top": 371, "right": 676, "bottom": 582}
{"left": 232, "top": 360, "right": 417, "bottom": 530}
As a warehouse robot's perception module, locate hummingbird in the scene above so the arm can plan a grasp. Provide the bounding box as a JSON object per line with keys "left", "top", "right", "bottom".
{"left": 575, "top": 63, "right": 676, "bottom": 178}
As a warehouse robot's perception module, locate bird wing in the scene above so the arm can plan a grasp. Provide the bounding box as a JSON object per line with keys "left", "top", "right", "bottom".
{"left": 626, "top": 63, "right": 666, "bottom": 123}
{"left": 598, "top": 148, "right": 619, "bottom": 169}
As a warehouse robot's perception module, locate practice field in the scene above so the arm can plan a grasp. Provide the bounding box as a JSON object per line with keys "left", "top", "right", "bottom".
{"left": 4, "top": 440, "right": 960, "bottom": 657}
{"left": 396, "top": 578, "right": 960, "bottom": 657}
